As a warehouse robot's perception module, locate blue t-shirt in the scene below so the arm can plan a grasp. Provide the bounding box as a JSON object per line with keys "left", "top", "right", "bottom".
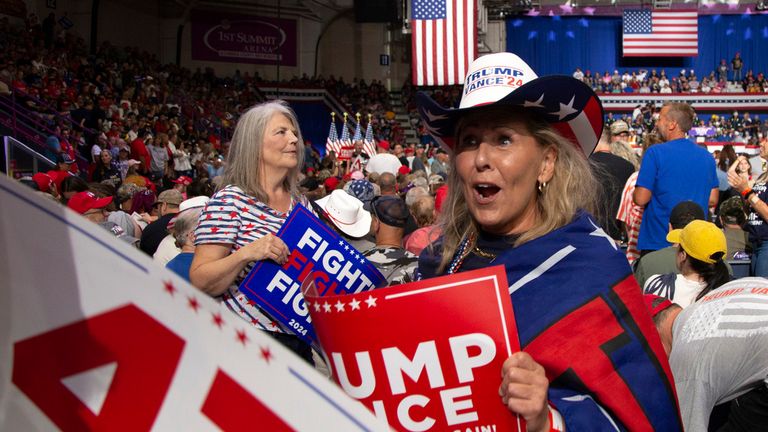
{"left": 166, "top": 252, "right": 194, "bottom": 282}
{"left": 636, "top": 138, "right": 718, "bottom": 251}
{"left": 716, "top": 168, "right": 730, "bottom": 191}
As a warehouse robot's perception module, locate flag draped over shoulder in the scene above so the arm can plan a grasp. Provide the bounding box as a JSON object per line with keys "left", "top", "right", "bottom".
{"left": 622, "top": 10, "right": 698, "bottom": 57}
{"left": 325, "top": 115, "right": 340, "bottom": 156}
{"left": 363, "top": 117, "right": 377, "bottom": 158}
{"left": 411, "top": 0, "right": 476, "bottom": 85}
{"left": 496, "top": 212, "right": 683, "bottom": 430}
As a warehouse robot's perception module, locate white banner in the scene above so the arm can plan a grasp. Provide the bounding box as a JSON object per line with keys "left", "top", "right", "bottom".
{"left": 0, "top": 175, "right": 387, "bottom": 431}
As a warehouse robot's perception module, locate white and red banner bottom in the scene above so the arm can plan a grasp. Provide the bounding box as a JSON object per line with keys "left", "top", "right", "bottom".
{"left": 0, "top": 175, "right": 386, "bottom": 431}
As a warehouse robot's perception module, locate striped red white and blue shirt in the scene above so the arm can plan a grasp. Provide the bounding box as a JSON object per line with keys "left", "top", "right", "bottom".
{"left": 195, "top": 185, "right": 311, "bottom": 333}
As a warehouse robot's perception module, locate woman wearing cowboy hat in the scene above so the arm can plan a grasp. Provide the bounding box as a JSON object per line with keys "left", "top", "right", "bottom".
{"left": 416, "top": 53, "right": 681, "bottom": 431}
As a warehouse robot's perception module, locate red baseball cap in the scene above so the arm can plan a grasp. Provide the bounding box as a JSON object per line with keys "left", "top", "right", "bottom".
{"left": 32, "top": 172, "right": 54, "bottom": 193}
{"left": 398, "top": 165, "right": 411, "bottom": 175}
{"left": 171, "top": 175, "right": 193, "bottom": 185}
{"left": 378, "top": 140, "right": 390, "bottom": 151}
{"left": 68, "top": 191, "right": 113, "bottom": 215}
{"left": 324, "top": 177, "right": 340, "bottom": 191}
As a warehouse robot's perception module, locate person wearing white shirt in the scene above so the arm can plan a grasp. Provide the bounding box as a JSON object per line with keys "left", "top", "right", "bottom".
{"left": 643, "top": 220, "right": 730, "bottom": 308}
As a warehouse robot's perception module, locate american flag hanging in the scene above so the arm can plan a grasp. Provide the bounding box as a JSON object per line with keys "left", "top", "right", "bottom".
{"left": 325, "top": 115, "right": 341, "bottom": 156}
{"left": 411, "top": 0, "right": 476, "bottom": 86}
{"left": 622, "top": 10, "right": 698, "bottom": 57}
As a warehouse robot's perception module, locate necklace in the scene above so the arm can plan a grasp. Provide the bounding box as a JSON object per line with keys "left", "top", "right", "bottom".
{"left": 447, "top": 233, "right": 474, "bottom": 274}
{"left": 472, "top": 246, "right": 497, "bottom": 260}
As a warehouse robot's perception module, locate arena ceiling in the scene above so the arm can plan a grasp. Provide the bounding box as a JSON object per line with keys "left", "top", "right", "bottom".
{"left": 113, "top": 0, "right": 766, "bottom": 20}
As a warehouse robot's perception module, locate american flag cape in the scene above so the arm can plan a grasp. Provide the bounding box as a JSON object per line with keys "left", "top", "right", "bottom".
{"left": 498, "top": 212, "right": 682, "bottom": 430}
{"left": 325, "top": 116, "right": 340, "bottom": 156}
{"left": 418, "top": 211, "right": 683, "bottom": 430}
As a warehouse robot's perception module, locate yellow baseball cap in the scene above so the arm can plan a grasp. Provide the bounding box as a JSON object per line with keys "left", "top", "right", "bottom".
{"left": 666, "top": 220, "right": 727, "bottom": 264}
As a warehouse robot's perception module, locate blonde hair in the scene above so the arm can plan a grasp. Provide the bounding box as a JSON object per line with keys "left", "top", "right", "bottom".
{"left": 222, "top": 100, "right": 304, "bottom": 202}
{"left": 411, "top": 195, "right": 436, "bottom": 227}
{"left": 610, "top": 139, "right": 640, "bottom": 170}
{"left": 436, "top": 107, "right": 599, "bottom": 273}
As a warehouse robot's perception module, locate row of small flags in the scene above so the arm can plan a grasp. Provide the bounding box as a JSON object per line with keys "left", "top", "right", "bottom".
{"left": 326, "top": 112, "right": 377, "bottom": 158}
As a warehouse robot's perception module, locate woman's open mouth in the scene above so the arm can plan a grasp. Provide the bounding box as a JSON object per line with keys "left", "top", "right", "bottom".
{"left": 473, "top": 184, "right": 500, "bottom": 203}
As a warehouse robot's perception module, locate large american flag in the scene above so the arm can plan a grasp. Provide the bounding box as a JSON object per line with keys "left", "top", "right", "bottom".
{"left": 411, "top": 0, "right": 476, "bottom": 86}
{"left": 622, "top": 10, "right": 698, "bottom": 57}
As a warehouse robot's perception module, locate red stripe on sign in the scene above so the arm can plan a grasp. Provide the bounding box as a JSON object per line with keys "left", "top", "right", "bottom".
{"left": 12, "top": 305, "right": 185, "bottom": 431}
{"left": 202, "top": 369, "right": 295, "bottom": 431}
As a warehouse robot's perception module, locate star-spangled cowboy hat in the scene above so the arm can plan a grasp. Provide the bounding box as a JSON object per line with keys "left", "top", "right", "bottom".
{"left": 416, "top": 52, "right": 604, "bottom": 156}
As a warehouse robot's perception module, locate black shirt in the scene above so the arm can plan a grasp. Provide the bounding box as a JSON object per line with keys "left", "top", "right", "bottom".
{"left": 589, "top": 151, "right": 635, "bottom": 241}
{"left": 418, "top": 231, "right": 519, "bottom": 279}
{"left": 140, "top": 213, "right": 176, "bottom": 256}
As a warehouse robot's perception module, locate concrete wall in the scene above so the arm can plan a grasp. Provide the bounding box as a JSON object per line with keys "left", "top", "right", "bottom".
{"left": 317, "top": 14, "right": 411, "bottom": 90}
{"left": 97, "top": 1, "right": 161, "bottom": 55}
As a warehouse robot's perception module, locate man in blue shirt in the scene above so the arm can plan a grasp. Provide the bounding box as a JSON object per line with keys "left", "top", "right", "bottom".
{"left": 634, "top": 102, "right": 718, "bottom": 252}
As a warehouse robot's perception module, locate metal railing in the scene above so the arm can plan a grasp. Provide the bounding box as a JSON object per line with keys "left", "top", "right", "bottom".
{"left": 0, "top": 89, "right": 91, "bottom": 172}
{"left": 2, "top": 135, "right": 55, "bottom": 178}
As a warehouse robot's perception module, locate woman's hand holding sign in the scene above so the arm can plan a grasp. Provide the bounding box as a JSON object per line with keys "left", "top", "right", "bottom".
{"left": 499, "top": 352, "right": 551, "bottom": 432}
{"left": 241, "top": 233, "right": 289, "bottom": 265}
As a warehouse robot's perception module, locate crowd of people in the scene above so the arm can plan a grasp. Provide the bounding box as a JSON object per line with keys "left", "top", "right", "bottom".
{"left": 19, "top": 49, "right": 768, "bottom": 430}
{"left": 6, "top": 11, "right": 768, "bottom": 432}
{"left": 571, "top": 53, "right": 767, "bottom": 94}
{"left": 0, "top": 13, "right": 408, "bottom": 176}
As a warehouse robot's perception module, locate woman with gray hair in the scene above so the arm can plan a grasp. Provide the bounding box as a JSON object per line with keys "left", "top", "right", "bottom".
{"left": 415, "top": 53, "right": 681, "bottom": 430}
{"left": 190, "top": 100, "right": 314, "bottom": 363}
{"left": 166, "top": 206, "right": 205, "bottom": 282}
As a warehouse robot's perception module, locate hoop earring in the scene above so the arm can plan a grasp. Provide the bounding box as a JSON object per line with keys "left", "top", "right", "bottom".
{"left": 537, "top": 181, "right": 548, "bottom": 194}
